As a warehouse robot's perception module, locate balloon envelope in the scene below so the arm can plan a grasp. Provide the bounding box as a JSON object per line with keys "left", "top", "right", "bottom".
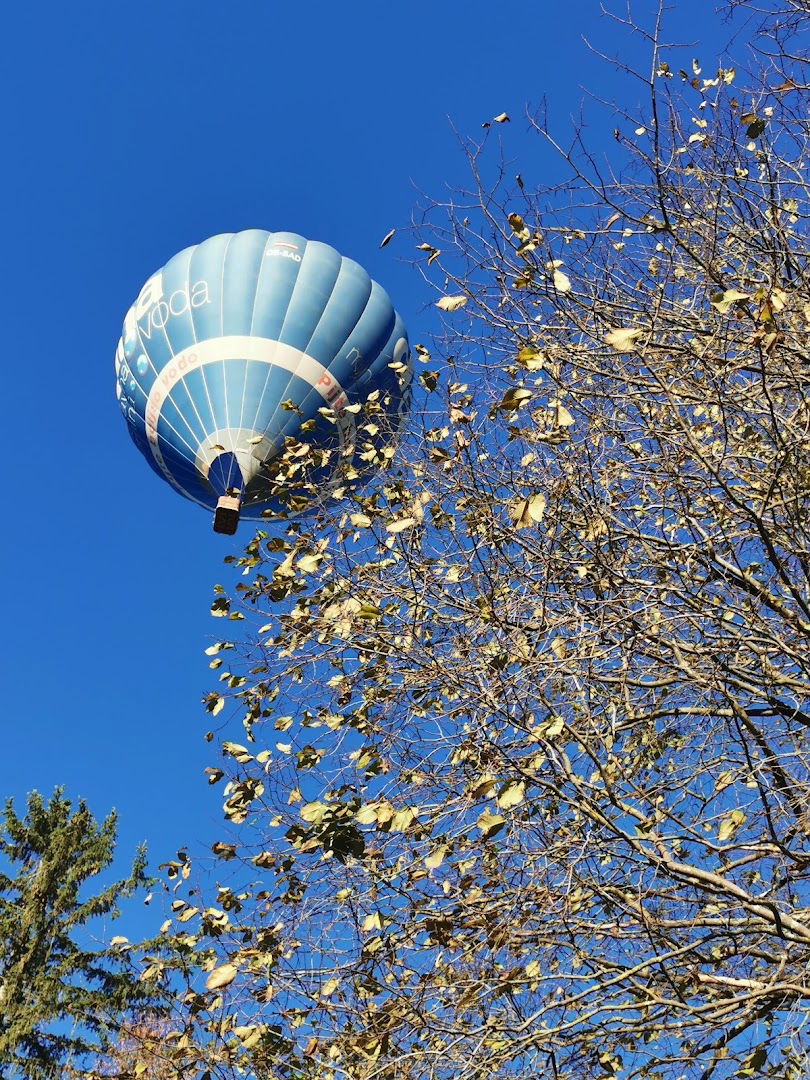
{"left": 115, "top": 230, "right": 411, "bottom": 530}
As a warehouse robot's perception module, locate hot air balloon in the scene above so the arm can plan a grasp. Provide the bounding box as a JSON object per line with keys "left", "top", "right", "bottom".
{"left": 115, "top": 230, "right": 411, "bottom": 534}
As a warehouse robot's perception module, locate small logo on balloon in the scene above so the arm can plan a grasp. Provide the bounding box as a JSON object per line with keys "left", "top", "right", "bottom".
{"left": 124, "top": 329, "right": 139, "bottom": 360}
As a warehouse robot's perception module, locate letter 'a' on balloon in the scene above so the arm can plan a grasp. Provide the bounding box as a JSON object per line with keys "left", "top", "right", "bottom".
{"left": 115, "top": 230, "right": 412, "bottom": 534}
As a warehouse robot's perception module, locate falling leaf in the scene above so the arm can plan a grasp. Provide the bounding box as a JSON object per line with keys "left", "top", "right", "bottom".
{"left": 379, "top": 228, "right": 396, "bottom": 248}
{"left": 605, "top": 327, "right": 643, "bottom": 351}
{"left": 436, "top": 295, "right": 468, "bottom": 312}
{"left": 493, "top": 112, "right": 510, "bottom": 123}
{"left": 205, "top": 962, "right": 238, "bottom": 990}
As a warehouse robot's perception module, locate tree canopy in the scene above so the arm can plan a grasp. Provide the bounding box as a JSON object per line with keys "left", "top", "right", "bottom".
{"left": 145, "top": 3, "right": 810, "bottom": 1078}
{"left": 0, "top": 789, "right": 164, "bottom": 1079}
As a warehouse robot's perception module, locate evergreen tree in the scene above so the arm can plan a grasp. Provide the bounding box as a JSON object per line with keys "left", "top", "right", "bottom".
{"left": 0, "top": 789, "right": 165, "bottom": 1078}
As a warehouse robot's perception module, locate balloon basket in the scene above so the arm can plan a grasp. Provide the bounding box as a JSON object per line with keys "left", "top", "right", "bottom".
{"left": 213, "top": 494, "right": 241, "bottom": 535}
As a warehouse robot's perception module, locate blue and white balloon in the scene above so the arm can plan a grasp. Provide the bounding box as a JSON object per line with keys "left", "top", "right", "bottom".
{"left": 115, "top": 230, "right": 411, "bottom": 533}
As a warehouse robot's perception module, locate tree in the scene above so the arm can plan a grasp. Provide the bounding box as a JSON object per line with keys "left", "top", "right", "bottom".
{"left": 0, "top": 789, "right": 166, "bottom": 1078}
{"left": 165, "top": 2, "right": 810, "bottom": 1077}
{"left": 93, "top": 1017, "right": 181, "bottom": 1080}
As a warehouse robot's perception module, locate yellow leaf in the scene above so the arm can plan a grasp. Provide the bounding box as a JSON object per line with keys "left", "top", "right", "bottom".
{"left": 425, "top": 845, "right": 447, "bottom": 869}
{"left": 717, "top": 809, "right": 745, "bottom": 841}
{"left": 476, "top": 811, "right": 506, "bottom": 839}
{"left": 508, "top": 213, "right": 530, "bottom": 240}
{"left": 296, "top": 553, "right": 323, "bottom": 573}
{"left": 552, "top": 269, "right": 571, "bottom": 293}
{"left": 379, "top": 228, "right": 396, "bottom": 248}
{"left": 205, "top": 962, "right": 238, "bottom": 990}
{"left": 710, "top": 288, "right": 749, "bottom": 314}
{"left": 390, "top": 807, "right": 416, "bottom": 831}
{"left": 498, "top": 386, "right": 533, "bottom": 411}
{"left": 554, "top": 402, "right": 575, "bottom": 428}
{"left": 517, "top": 346, "right": 545, "bottom": 370}
{"left": 356, "top": 603, "right": 382, "bottom": 620}
{"left": 436, "top": 295, "right": 468, "bottom": 312}
{"left": 321, "top": 977, "right": 340, "bottom": 997}
{"left": 605, "top": 327, "right": 643, "bottom": 351}
{"left": 512, "top": 492, "right": 547, "bottom": 529}
{"left": 386, "top": 517, "right": 416, "bottom": 533}
{"left": 222, "top": 741, "right": 252, "bottom": 763}
{"left": 550, "top": 637, "right": 567, "bottom": 659}
{"left": 768, "top": 287, "right": 788, "bottom": 313}
{"left": 497, "top": 780, "right": 526, "bottom": 809}
{"left": 493, "top": 112, "right": 510, "bottom": 123}
{"left": 540, "top": 715, "right": 565, "bottom": 738}
{"left": 300, "top": 801, "right": 328, "bottom": 824}
{"left": 350, "top": 512, "right": 372, "bottom": 528}
{"left": 362, "top": 911, "right": 384, "bottom": 931}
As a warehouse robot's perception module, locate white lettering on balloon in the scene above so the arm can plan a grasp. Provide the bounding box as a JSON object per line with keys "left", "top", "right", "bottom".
{"left": 266, "top": 248, "right": 302, "bottom": 263}
{"left": 137, "top": 280, "right": 211, "bottom": 340}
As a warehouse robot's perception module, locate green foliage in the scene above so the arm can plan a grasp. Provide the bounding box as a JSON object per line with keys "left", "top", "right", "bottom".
{"left": 0, "top": 789, "right": 165, "bottom": 1077}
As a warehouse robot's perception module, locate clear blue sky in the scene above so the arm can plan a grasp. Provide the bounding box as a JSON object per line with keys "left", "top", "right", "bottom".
{"left": 0, "top": 0, "right": 737, "bottom": 933}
